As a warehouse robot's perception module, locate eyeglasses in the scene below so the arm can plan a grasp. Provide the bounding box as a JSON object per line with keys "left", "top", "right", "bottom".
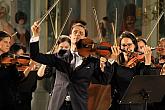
{"left": 121, "top": 43, "right": 133, "bottom": 47}
{"left": 73, "top": 30, "right": 85, "bottom": 36}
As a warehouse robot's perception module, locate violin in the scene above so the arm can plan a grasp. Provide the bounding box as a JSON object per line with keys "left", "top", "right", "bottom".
{"left": 0, "top": 53, "right": 30, "bottom": 67}
{"left": 76, "top": 38, "right": 112, "bottom": 58}
{"left": 125, "top": 51, "right": 155, "bottom": 68}
{"left": 125, "top": 51, "right": 145, "bottom": 67}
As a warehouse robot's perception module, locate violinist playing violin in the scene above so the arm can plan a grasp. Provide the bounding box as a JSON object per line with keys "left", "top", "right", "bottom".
{"left": 104, "top": 31, "right": 156, "bottom": 110}
{"left": 155, "top": 38, "right": 165, "bottom": 75}
{"left": 0, "top": 31, "right": 24, "bottom": 110}
{"left": 9, "top": 43, "right": 38, "bottom": 110}
{"left": 30, "top": 20, "right": 111, "bottom": 110}
{"left": 150, "top": 38, "right": 165, "bottom": 110}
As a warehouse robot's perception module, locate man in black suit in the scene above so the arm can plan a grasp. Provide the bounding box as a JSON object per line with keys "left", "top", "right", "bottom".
{"left": 30, "top": 21, "right": 110, "bottom": 110}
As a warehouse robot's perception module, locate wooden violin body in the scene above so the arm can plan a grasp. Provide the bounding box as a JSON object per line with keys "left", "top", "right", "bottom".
{"left": 0, "top": 53, "right": 30, "bottom": 66}
{"left": 76, "top": 38, "right": 112, "bottom": 58}
{"left": 0, "top": 53, "right": 33, "bottom": 76}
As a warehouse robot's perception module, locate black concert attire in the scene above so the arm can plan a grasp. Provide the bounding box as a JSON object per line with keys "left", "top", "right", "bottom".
{"left": 105, "top": 61, "right": 156, "bottom": 110}
{"left": 16, "top": 70, "right": 38, "bottom": 110}
{"left": 0, "top": 52, "right": 24, "bottom": 110}
{"left": 30, "top": 40, "right": 110, "bottom": 110}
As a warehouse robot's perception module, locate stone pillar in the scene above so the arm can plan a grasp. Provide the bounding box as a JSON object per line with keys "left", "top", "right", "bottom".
{"left": 30, "top": 1, "right": 50, "bottom": 110}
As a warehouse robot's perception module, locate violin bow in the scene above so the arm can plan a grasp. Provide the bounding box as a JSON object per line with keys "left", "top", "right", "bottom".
{"left": 49, "top": 13, "right": 56, "bottom": 41}
{"left": 92, "top": 7, "right": 103, "bottom": 42}
{"left": 11, "top": 32, "right": 18, "bottom": 37}
{"left": 50, "top": 8, "right": 72, "bottom": 53}
{"left": 113, "top": 8, "right": 118, "bottom": 46}
{"left": 37, "top": 0, "right": 60, "bottom": 27}
{"left": 58, "top": 8, "right": 72, "bottom": 38}
{"left": 146, "top": 11, "right": 164, "bottom": 42}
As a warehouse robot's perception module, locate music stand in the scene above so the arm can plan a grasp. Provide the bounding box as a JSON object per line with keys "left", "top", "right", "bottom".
{"left": 119, "top": 75, "right": 165, "bottom": 110}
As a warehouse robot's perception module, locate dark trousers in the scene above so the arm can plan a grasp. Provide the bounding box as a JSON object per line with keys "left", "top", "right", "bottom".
{"left": 60, "top": 100, "right": 73, "bottom": 110}
{"left": 16, "top": 100, "right": 31, "bottom": 110}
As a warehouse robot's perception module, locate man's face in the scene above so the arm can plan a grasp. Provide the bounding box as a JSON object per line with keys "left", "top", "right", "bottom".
{"left": 0, "top": 37, "right": 11, "bottom": 54}
{"left": 70, "top": 25, "right": 86, "bottom": 44}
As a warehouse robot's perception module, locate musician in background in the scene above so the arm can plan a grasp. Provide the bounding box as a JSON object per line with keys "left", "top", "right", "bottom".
{"left": 155, "top": 38, "right": 165, "bottom": 75}
{"left": 137, "top": 38, "right": 147, "bottom": 53}
{"left": 10, "top": 43, "right": 38, "bottom": 110}
{"left": 150, "top": 38, "right": 165, "bottom": 110}
{"left": 37, "top": 35, "right": 71, "bottom": 93}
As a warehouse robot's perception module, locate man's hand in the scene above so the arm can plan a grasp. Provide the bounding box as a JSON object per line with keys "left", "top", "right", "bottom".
{"left": 31, "top": 21, "right": 40, "bottom": 37}
{"left": 100, "top": 57, "right": 107, "bottom": 72}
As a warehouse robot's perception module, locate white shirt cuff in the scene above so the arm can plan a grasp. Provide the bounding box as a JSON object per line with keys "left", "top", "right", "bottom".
{"left": 30, "top": 36, "right": 39, "bottom": 42}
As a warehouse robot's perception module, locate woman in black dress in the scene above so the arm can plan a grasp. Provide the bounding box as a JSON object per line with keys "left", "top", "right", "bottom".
{"left": 106, "top": 31, "right": 154, "bottom": 110}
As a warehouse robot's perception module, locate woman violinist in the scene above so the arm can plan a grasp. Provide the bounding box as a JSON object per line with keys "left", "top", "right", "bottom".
{"left": 105, "top": 31, "right": 156, "bottom": 110}
{"left": 0, "top": 31, "right": 24, "bottom": 110}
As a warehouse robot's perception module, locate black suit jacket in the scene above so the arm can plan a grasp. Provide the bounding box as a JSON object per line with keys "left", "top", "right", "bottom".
{"left": 30, "top": 41, "right": 110, "bottom": 110}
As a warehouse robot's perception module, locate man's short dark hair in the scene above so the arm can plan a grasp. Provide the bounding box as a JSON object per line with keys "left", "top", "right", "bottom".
{"left": 10, "top": 43, "right": 27, "bottom": 53}
{"left": 0, "top": 31, "right": 11, "bottom": 41}
{"left": 69, "top": 20, "right": 88, "bottom": 37}
{"left": 70, "top": 20, "right": 87, "bottom": 26}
